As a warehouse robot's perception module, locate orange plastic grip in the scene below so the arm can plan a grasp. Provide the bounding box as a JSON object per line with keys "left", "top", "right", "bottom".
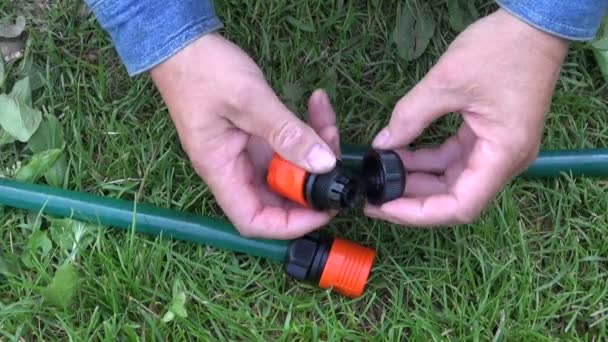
{"left": 319, "top": 238, "right": 376, "bottom": 298}
{"left": 266, "top": 153, "right": 309, "bottom": 207}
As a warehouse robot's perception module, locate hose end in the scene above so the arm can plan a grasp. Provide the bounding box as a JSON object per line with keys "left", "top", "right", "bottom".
{"left": 318, "top": 238, "right": 376, "bottom": 298}
{"left": 284, "top": 233, "right": 375, "bottom": 298}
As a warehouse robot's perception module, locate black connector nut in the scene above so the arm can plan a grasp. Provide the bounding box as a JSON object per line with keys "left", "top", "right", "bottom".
{"left": 304, "top": 161, "right": 362, "bottom": 211}
{"left": 284, "top": 232, "right": 333, "bottom": 282}
{"left": 362, "top": 149, "right": 406, "bottom": 205}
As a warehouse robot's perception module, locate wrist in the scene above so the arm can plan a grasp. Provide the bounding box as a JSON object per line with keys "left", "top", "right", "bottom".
{"left": 494, "top": 8, "right": 570, "bottom": 64}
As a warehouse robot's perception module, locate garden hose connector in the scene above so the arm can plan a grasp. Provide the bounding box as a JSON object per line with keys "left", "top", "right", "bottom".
{"left": 267, "top": 153, "right": 362, "bottom": 210}
{"left": 361, "top": 149, "right": 406, "bottom": 205}
{"left": 284, "top": 232, "right": 376, "bottom": 298}
{"left": 267, "top": 148, "right": 406, "bottom": 209}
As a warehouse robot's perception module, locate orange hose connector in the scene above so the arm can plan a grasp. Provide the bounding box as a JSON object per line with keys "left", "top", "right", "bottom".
{"left": 266, "top": 153, "right": 309, "bottom": 207}
{"left": 318, "top": 238, "right": 376, "bottom": 298}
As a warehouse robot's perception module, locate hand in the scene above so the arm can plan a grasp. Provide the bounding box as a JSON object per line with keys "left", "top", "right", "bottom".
{"left": 366, "top": 8, "right": 569, "bottom": 226}
{"left": 150, "top": 33, "right": 341, "bottom": 239}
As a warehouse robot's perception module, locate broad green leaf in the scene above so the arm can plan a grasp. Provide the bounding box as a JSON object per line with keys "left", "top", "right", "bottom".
{"left": 42, "top": 262, "right": 79, "bottom": 308}
{"left": 0, "top": 94, "right": 42, "bottom": 142}
{"left": 16, "top": 54, "right": 43, "bottom": 92}
{"left": 0, "top": 251, "right": 20, "bottom": 276}
{"left": 28, "top": 115, "right": 67, "bottom": 186}
{"left": 0, "top": 128, "right": 15, "bottom": 146}
{"left": 162, "top": 279, "right": 188, "bottom": 322}
{"left": 15, "top": 148, "right": 61, "bottom": 183}
{"left": 21, "top": 230, "right": 52, "bottom": 268}
{"left": 28, "top": 115, "right": 65, "bottom": 152}
{"left": 447, "top": 0, "right": 479, "bottom": 32}
{"left": 591, "top": 37, "right": 608, "bottom": 50}
{"left": 393, "top": 4, "right": 437, "bottom": 61}
{"left": 0, "top": 15, "right": 26, "bottom": 38}
{"left": 43, "top": 154, "right": 67, "bottom": 187}
{"left": 9, "top": 77, "right": 32, "bottom": 106}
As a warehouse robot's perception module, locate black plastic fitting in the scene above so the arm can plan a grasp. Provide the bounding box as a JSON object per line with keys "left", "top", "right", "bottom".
{"left": 361, "top": 149, "right": 406, "bottom": 205}
{"left": 283, "top": 232, "right": 333, "bottom": 282}
{"left": 304, "top": 162, "right": 362, "bottom": 210}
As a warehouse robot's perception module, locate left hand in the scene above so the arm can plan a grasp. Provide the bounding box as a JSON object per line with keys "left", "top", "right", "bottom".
{"left": 364, "top": 8, "right": 569, "bottom": 226}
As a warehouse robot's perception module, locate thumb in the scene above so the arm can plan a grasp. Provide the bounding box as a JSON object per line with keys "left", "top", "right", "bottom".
{"left": 372, "top": 80, "right": 466, "bottom": 149}
{"left": 232, "top": 83, "right": 337, "bottom": 173}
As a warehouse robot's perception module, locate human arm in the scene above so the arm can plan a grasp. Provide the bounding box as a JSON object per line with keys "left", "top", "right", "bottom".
{"left": 84, "top": 0, "right": 340, "bottom": 238}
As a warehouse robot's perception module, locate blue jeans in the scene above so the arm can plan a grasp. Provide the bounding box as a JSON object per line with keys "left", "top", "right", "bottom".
{"left": 85, "top": 0, "right": 608, "bottom": 76}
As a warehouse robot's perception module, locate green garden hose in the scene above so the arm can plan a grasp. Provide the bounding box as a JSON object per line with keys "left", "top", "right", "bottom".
{"left": 341, "top": 145, "right": 608, "bottom": 178}
{"left": 0, "top": 177, "right": 288, "bottom": 261}
{"left": 1, "top": 145, "right": 607, "bottom": 297}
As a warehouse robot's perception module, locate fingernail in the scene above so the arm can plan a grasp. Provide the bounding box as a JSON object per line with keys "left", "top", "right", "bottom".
{"left": 372, "top": 128, "right": 391, "bottom": 147}
{"left": 318, "top": 90, "right": 329, "bottom": 106}
{"left": 307, "top": 144, "right": 336, "bottom": 171}
{"left": 312, "top": 89, "right": 328, "bottom": 107}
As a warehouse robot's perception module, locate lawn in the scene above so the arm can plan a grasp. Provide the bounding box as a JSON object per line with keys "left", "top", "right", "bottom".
{"left": 1, "top": 0, "right": 608, "bottom": 340}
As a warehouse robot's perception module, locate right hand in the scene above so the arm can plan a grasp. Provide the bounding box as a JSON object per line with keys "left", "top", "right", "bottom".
{"left": 150, "top": 33, "right": 341, "bottom": 239}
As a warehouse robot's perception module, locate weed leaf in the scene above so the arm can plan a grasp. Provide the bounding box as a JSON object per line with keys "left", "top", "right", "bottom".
{"left": 162, "top": 278, "right": 188, "bottom": 322}
{"left": 15, "top": 148, "right": 62, "bottom": 182}
{"left": 28, "top": 115, "right": 67, "bottom": 186}
{"left": 393, "top": 4, "right": 436, "bottom": 61}
{"left": 9, "top": 77, "right": 32, "bottom": 106}
{"left": 447, "top": 0, "right": 479, "bottom": 32}
{"left": 16, "top": 52, "right": 43, "bottom": 92}
{"left": 28, "top": 115, "right": 65, "bottom": 151}
{"left": 21, "top": 230, "right": 52, "bottom": 268}
{"left": 0, "top": 16, "right": 26, "bottom": 38}
{"left": 42, "top": 262, "right": 79, "bottom": 309}
{"left": 0, "top": 93, "right": 41, "bottom": 142}
{"left": 0, "top": 250, "right": 20, "bottom": 276}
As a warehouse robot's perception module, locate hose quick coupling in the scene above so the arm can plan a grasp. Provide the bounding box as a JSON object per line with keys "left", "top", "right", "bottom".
{"left": 266, "top": 148, "right": 406, "bottom": 209}
{"left": 284, "top": 232, "right": 376, "bottom": 298}
{"left": 266, "top": 153, "right": 362, "bottom": 210}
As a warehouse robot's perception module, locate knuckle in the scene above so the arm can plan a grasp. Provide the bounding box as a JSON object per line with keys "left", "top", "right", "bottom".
{"left": 271, "top": 120, "right": 304, "bottom": 152}
{"left": 426, "top": 62, "right": 463, "bottom": 91}
{"left": 228, "top": 76, "right": 259, "bottom": 112}
{"left": 507, "top": 136, "right": 541, "bottom": 168}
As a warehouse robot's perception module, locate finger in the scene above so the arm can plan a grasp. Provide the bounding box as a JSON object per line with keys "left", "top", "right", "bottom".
{"left": 403, "top": 173, "right": 449, "bottom": 197}
{"left": 206, "top": 151, "right": 332, "bottom": 239}
{"left": 229, "top": 83, "right": 337, "bottom": 174}
{"left": 394, "top": 122, "right": 474, "bottom": 173}
{"left": 372, "top": 78, "right": 468, "bottom": 150}
{"left": 307, "top": 89, "right": 341, "bottom": 155}
{"left": 396, "top": 136, "right": 462, "bottom": 174}
{"left": 366, "top": 140, "right": 510, "bottom": 226}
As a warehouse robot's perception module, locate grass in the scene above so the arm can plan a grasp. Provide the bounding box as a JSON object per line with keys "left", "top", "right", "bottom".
{"left": 1, "top": 0, "right": 608, "bottom": 340}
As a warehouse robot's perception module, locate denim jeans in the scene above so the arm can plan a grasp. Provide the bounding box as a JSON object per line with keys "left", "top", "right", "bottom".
{"left": 85, "top": 0, "right": 608, "bottom": 76}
